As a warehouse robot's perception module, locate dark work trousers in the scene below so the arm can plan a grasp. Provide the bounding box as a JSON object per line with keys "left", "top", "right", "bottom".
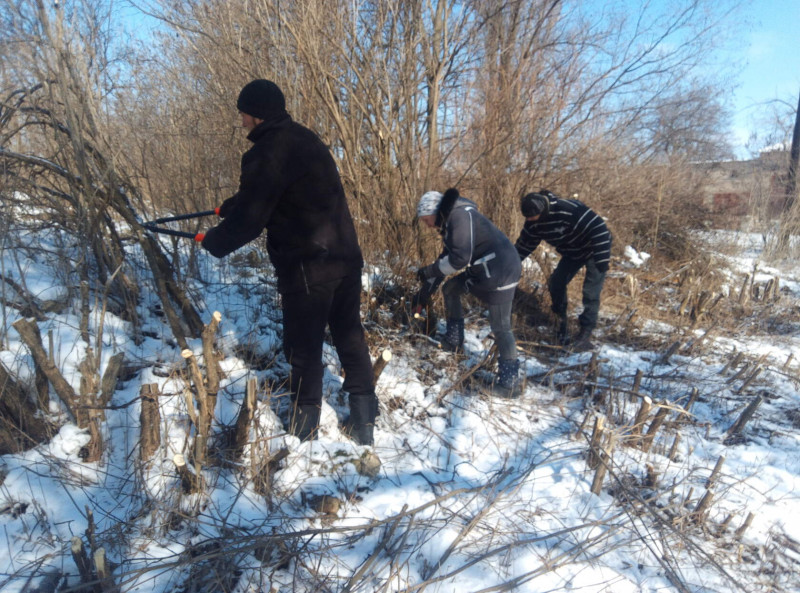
{"left": 548, "top": 258, "right": 607, "bottom": 330}
{"left": 442, "top": 274, "right": 518, "bottom": 361}
{"left": 281, "top": 270, "right": 375, "bottom": 407}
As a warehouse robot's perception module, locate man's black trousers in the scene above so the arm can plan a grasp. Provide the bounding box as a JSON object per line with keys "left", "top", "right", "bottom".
{"left": 281, "top": 270, "right": 375, "bottom": 407}
{"left": 548, "top": 257, "right": 607, "bottom": 330}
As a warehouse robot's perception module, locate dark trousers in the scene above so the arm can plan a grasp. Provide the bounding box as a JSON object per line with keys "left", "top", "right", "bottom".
{"left": 442, "top": 274, "right": 518, "bottom": 361}
{"left": 282, "top": 271, "right": 374, "bottom": 407}
{"left": 548, "top": 258, "right": 606, "bottom": 330}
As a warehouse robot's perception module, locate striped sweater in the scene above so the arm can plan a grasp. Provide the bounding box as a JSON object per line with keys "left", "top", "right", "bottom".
{"left": 514, "top": 197, "right": 612, "bottom": 266}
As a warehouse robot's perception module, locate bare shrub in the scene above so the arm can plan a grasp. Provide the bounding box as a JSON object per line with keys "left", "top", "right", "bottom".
{"left": 120, "top": 0, "right": 740, "bottom": 283}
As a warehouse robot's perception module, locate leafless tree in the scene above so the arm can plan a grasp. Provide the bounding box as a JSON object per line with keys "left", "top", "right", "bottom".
{"left": 0, "top": 0, "right": 204, "bottom": 346}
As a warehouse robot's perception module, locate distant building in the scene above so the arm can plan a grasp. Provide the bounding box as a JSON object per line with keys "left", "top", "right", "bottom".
{"left": 695, "top": 147, "right": 789, "bottom": 219}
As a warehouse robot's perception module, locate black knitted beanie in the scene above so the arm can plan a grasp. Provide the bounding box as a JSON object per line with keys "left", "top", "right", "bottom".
{"left": 237, "top": 79, "right": 286, "bottom": 119}
{"left": 520, "top": 192, "right": 550, "bottom": 218}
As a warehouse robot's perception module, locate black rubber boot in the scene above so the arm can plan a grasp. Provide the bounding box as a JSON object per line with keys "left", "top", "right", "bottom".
{"left": 289, "top": 404, "right": 320, "bottom": 442}
{"left": 441, "top": 318, "right": 465, "bottom": 352}
{"left": 555, "top": 316, "right": 570, "bottom": 346}
{"left": 493, "top": 358, "right": 521, "bottom": 398}
{"left": 344, "top": 393, "right": 378, "bottom": 446}
{"left": 571, "top": 326, "right": 594, "bottom": 351}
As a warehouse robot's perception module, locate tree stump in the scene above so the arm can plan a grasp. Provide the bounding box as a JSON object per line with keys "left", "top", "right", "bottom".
{"left": 70, "top": 536, "right": 95, "bottom": 589}
{"left": 139, "top": 384, "right": 161, "bottom": 463}
{"left": 641, "top": 401, "right": 669, "bottom": 452}
{"left": 724, "top": 395, "right": 763, "bottom": 445}
{"left": 174, "top": 454, "right": 203, "bottom": 493}
{"left": 372, "top": 349, "right": 392, "bottom": 386}
{"left": 587, "top": 415, "right": 605, "bottom": 470}
{"left": 232, "top": 378, "right": 257, "bottom": 459}
{"left": 631, "top": 396, "right": 652, "bottom": 443}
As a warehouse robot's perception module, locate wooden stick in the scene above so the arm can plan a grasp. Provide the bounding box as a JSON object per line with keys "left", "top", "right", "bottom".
{"left": 735, "top": 366, "right": 762, "bottom": 394}
{"left": 99, "top": 352, "right": 125, "bottom": 407}
{"left": 587, "top": 352, "right": 601, "bottom": 404}
{"left": 726, "top": 361, "right": 751, "bottom": 384}
{"left": 232, "top": 377, "right": 257, "bottom": 459}
{"left": 738, "top": 273, "right": 750, "bottom": 305}
{"left": 692, "top": 489, "right": 714, "bottom": 524}
{"left": 84, "top": 417, "right": 104, "bottom": 463}
{"left": 770, "top": 276, "right": 780, "bottom": 300}
{"left": 94, "top": 547, "right": 115, "bottom": 592}
{"left": 590, "top": 433, "right": 614, "bottom": 496}
{"left": 631, "top": 396, "right": 652, "bottom": 440}
{"left": 201, "top": 311, "right": 222, "bottom": 404}
{"left": 587, "top": 415, "right": 605, "bottom": 470}
{"left": 590, "top": 453, "right": 608, "bottom": 496}
{"left": 683, "top": 487, "right": 695, "bottom": 510}
{"left": 629, "top": 368, "right": 643, "bottom": 403}
{"left": 12, "top": 318, "right": 78, "bottom": 421}
{"left": 718, "top": 513, "right": 735, "bottom": 536}
{"left": 641, "top": 402, "right": 669, "bottom": 452}
{"left": 173, "top": 453, "right": 202, "bottom": 493}
{"left": 70, "top": 536, "right": 94, "bottom": 585}
{"left": 573, "top": 410, "right": 592, "bottom": 440}
{"left": 139, "top": 384, "right": 161, "bottom": 463}
{"left": 645, "top": 463, "right": 659, "bottom": 488}
{"left": 683, "top": 387, "right": 699, "bottom": 414}
{"left": 705, "top": 455, "right": 725, "bottom": 489}
{"left": 734, "top": 512, "right": 755, "bottom": 540}
{"left": 37, "top": 330, "right": 52, "bottom": 410}
{"left": 719, "top": 350, "right": 743, "bottom": 375}
{"left": 668, "top": 433, "right": 681, "bottom": 461}
{"left": 182, "top": 349, "right": 209, "bottom": 406}
{"left": 658, "top": 340, "right": 682, "bottom": 365}
{"left": 182, "top": 349, "right": 211, "bottom": 466}
{"left": 77, "top": 348, "right": 98, "bottom": 428}
{"left": 725, "top": 395, "right": 763, "bottom": 442}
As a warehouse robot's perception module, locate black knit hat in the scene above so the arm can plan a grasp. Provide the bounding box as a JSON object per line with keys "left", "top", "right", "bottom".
{"left": 520, "top": 192, "right": 550, "bottom": 218}
{"left": 237, "top": 79, "right": 286, "bottom": 119}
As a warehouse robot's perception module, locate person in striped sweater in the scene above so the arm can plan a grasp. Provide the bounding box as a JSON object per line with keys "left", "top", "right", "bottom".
{"left": 514, "top": 190, "right": 612, "bottom": 349}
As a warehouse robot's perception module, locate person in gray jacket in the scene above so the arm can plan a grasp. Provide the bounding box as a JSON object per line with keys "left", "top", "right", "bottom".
{"left": 415, "top": 188, "right": 522, "bottom": 397}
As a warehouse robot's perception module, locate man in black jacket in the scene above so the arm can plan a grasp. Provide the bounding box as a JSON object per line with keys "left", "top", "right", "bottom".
{"left": 416, "top": 188, "right": 522, "bottom": 397}
{"left": 514, "top": 190, "right": 612, "bottom": 349}
{"left": 201, "top": 79, "right": 378, "bottom": 445}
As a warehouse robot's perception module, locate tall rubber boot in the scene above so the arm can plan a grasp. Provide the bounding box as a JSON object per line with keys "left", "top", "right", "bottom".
{"left": 289, "top": 403, "right": 320, "bottom": 442}
{"left": 441, "top": 318, "right": 465, "bottom": 353}
{"left": 344, "top": 393, "right": 378, "bottom": 446}
{"left": 555, "top": 316, "right": 569, "bottom": 346}
{"left": 571, "top": 326, "right": 594, "bottom": 351}
{"left": 493, "top": 358, "right": 521, "bottom": 399}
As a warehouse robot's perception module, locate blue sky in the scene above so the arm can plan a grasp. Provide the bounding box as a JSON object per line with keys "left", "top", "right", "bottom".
{"left": 118, "top": 0, "right": 796, "bottom": 159}
{"left": 729, "top": 0, "right": 800, "bottom": 156}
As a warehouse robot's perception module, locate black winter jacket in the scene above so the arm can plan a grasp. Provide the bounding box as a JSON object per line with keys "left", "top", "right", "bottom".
{"left": 202, "top": 116, "right": 363, "bottom": 294}
{"left": 431, "top": 197, "right": 521, "bottom": 305}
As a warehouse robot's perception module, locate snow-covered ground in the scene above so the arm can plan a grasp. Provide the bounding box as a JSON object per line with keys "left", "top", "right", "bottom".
{"left": 0, "top": 224, "right": 798, "bottom": 592}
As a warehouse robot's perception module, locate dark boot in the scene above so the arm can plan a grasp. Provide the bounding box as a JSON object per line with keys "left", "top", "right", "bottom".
{"left": 571, "top": 326, "right": 594, "bottom": 351}
{"left": 441, "top": 318, "right": 465, "bottom": 352}
{"left": 493, "top": 359, "right": 521, "bottom": 398}
{"left": 555, "top": 316, "right": 569, "bottom": 346}
{"left": 344, "top": 393, "right": 378, "bottom": 446}
{"left": 289, "top": 404, "right": 320, "bottom": 442}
